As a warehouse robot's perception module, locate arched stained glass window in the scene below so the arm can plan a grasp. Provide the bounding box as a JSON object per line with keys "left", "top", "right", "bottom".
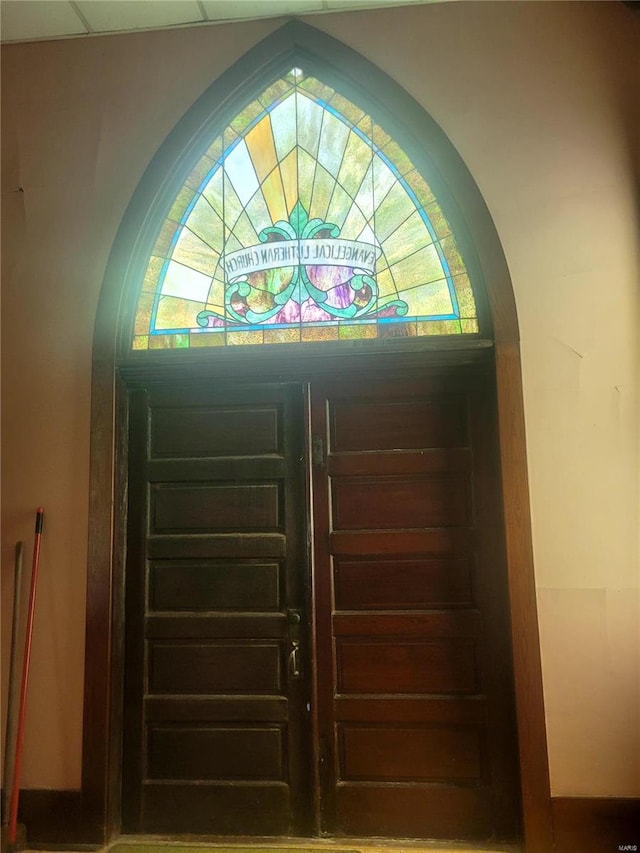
{"left": 133, "top": 68, "right": 478, "bottom": 350}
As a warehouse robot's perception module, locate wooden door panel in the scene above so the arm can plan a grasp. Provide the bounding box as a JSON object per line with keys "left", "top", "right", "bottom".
{"left": 149, "top": 560, "right": 281, "bottom": 610}
{"left": 339, "top": 724, "right": 483, "bottom": 781}
{"left": 123, "top": 382, "right": 310, "bottom": 836}
{"left": 331, "top": 475, "right": 469, "bottom": 529}
{"left": 311, "top": 370, "right": 520, "bottom": 842}
{"left": 334, "top": 557, "right": 474, "bottom": 609}
{"left": 148, "top": 724, "right": 285, "bottom": 780}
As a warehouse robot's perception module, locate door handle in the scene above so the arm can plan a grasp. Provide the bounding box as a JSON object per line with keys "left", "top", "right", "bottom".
{"left": 288, "top": 639, "right": 302, "bottom": 679}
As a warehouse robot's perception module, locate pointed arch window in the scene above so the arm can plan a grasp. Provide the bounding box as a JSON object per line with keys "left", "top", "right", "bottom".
{"left": 132, "top": 68, "right": 479, "bottom": 349}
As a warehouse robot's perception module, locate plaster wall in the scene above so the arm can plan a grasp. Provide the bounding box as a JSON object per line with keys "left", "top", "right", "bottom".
{"left": 1, "top": 0, "right": 638, "bottom": 797}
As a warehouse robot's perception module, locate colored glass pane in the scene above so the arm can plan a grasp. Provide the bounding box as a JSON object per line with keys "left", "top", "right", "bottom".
{"left": 133, "top": 71, "right": 479, "bottom": 349}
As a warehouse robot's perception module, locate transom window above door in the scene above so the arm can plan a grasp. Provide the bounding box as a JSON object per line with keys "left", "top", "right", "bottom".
{"left": 132, "top": 68, "right": 479, "bottom": 350}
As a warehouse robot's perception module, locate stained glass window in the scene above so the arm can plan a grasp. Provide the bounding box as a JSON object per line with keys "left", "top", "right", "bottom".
{"left": 132, "top": 69, "right": 478, "bottom": 350}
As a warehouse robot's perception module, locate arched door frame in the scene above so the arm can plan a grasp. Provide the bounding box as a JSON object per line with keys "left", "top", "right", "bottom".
{"left": 81, "top": 20, "right": 553, "bottom": 850}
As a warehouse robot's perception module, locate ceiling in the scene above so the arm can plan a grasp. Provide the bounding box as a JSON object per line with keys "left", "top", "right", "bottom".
{"left": 0, "top": 0, "right": 447, "bottom": 44}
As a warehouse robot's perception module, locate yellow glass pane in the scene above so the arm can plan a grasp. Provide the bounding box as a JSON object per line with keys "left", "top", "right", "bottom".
{"left": 388, "top": 243, "right": 444, "bottom": 289}
{"left": 379, "top": 321, "right": 417, "bottom": 338}
{"left": 261, "top": 168, "right": 288, "bottom": 224}
{"left": 134, "top": 293, "right": 155, "bottom": 335}
{"left": 132, "top": 335, "right": 149, "bottom": 350}
{"left": 190, "top": 330, "right": 226, "bottom": 347}
{"left": 205, "top": 137, "right": 223, "bottom": 162}
{"left": 301, "top": 325, "right": 339, "bottom": 342}
{"left": 263, "top": 328, "right": 300, "bottom": 344}
{"left": 382, "top": 210, "right": 435, "bottom": 266}
{"left": 155, "top": 295, "right": 205, "bottom": 330}
{"left": 375, "top": 267, "right": 397, "bottom": 300}
{"left": 452, "top": 273, "right": 476, "bottom": 318}
{"left": 227, "top": 330, "right": 264, "bottom": 346}
{"left": 461, "top": 319, "right": 479, "bottom": 333}
{"left": 245, "top": 115, "right": 278, "bottom": 183}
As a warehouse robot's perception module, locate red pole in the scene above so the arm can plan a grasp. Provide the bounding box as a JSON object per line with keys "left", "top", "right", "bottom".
{"left": 8, "top": 508, "right": 44, "bottom": 845}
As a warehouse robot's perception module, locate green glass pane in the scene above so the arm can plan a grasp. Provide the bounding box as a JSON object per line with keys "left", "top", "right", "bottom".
{"left": 381, "top": 139, "right": 415, "bottom": 175}
{"left": 325, "top": 182, "right": 353, "bottom": 233}
{"left": 461, "top": 319, "right": 479, "bottom": 333}
{"left": 372, "top": 182, "right": 416, "bottom": 242}
{"left": 220, "top": 173, "right": 244, "bottom": 229}
{"left": 337, "top": 131, "right": 371, "bottom": 198}
{"left": 201, "top": 170, "right": 225, "bottom": 219}
{"left": 185, "top": 156, "right": 215, "bottom": 190}
{"left": 417, "top": 319, "right": 462, "bottom": 335}
{"left": 245, "top": 188, "right": 273, "bottom": 236}
{"left": 439, "top": 234, "right": 468, "bottom": 277}
{"left": 149, "top": 333, "right": 190, "bottom": 349}
{"left": 388, "top": 243, "right": 444, "bottom": 289}
{"left": 297, "top": 148, "right": 316, "bottom": 213}
{"left": 172, "top": 227, "right": 219, "bottom": 277}
{"left": 317, "top": 110, "right": 350, "bottom": 178}
{"left": 142, "top": 256, "right": 164, "bottom": 293}
{"left": 424, "top": 201, "right": 452, "bottom": 241}
{"left": 382, "top": 210, "right": 435, "bottom": 267}
{"left": 161, "top": 261, "right": 211, "bottom": 303}
{"left": 205, "top": 137, "right": 223, "bottom": 162}
{"left": 168, "top": 185, "right": 197, "bottom": 223}
{"left": 296, "top": 93, "right": 323, "bottom": 159}
{"left": 397, "top": 278, "right": 453, "bottom": 317}
{"left": 230, "top": 99, "right": 263, "bottom": 135}
{"left": 405, "top": 169, "right": 436, "bottom": 207}
{"left": 339, "top": 323, "right": 377, "bottom": 340}
{"left": 190, "top": 330, "right": 226, "bottom": 347}
{"left": 310, "top": 162, "right": 336, "bottom": 223}
{"left": 258, "top": 77, "right": 293, "bottom": 107}
{"left": 229, "top": 211, "right": 260, "bottom": 250}
{"left": 299, "top": 76, "right": 334, "bottom": 102}
{"left": 153, "top": 220, "right": 179, "bottom": 257}
{"left": 329, "top": 92, "right": 364, "bottom": 126}
{"left": 132, "top": 335, "right": 149, "bottom": 350}
{"left": 270, "top": 93, "right": 297, "bottom": 161}
{"left": 183, "top": 196, "right": 224, "bottom": 251}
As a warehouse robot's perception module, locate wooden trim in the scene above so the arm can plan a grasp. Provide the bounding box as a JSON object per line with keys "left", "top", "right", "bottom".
{"left": 495, "top": 342, "right": 553, "bottom": 852}
{"left": 552, "top": 797, "right": 640, "bottom": 853}
{"left": 81, "top": 18, "right": 553, "bottom": 851}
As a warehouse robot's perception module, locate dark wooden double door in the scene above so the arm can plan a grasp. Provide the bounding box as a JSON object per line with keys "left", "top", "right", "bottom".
{"left": 122, "top": 366, "right": 520, "bottom": 840}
